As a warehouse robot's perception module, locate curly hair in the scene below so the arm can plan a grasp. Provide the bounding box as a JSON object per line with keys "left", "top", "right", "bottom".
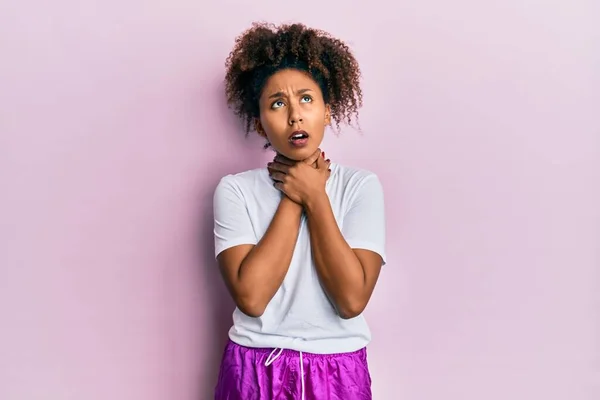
{"left": 224, "top": 22, "right": 363, "bottom": 135}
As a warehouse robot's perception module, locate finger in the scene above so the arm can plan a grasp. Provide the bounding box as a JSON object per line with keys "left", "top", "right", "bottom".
{"left": 267, "top": 165, "right": 279, "bottom": 175}
{"left": 317, "top": 157, "right": 332, "bottom": 174}
{"left": 273, "top": 154, "right": 295, "bottom": 166}
{"left": 273, "top": 181, "right": 285, "bottom": 192}
{"left": 268, "top": 161, "right": 291, "bottom": 174}
{"left": 269, "top": 171, "right": 286, "bottom": 182}
{"left": 316, "top": 154, "right": 328, "bottom": 170}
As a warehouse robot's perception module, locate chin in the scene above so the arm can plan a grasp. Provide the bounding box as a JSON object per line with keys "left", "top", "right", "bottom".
{"left": 271, "top": 144, "right": 311, "bottom": 160}
{"left": 286, "top": 148, "right": 316, "bottom": 161}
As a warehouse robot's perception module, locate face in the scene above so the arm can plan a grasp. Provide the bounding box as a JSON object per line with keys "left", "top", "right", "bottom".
{"left": 256, "top": 69, "right": 330, "bottom": 161}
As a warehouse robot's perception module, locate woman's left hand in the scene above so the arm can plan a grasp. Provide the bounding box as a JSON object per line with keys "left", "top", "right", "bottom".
{"left": 268, "top": 155, "right": 331, "bottom": 205}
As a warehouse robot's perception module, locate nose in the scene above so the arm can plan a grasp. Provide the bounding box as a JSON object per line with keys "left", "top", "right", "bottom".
{"left": 288, "top": 106, "right": 303, "bottom": 126}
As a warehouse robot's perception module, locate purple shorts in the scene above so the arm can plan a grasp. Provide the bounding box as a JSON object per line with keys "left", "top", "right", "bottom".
{"left": 214, "top": 339, "right": 372, "bottom": 400}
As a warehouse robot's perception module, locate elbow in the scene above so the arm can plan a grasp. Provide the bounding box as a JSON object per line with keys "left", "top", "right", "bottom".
{"left": 236, "top": 297, "right": 267, "bottom": 318}
{"left": 240, "top": 307, "right": 265, "bottom": 318}
{"left": 337, "top": 300, "right": 366, "bottom": 320}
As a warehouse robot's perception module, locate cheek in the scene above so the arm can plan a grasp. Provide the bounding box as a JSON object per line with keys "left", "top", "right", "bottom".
{"left": 264, "top": 110, "right": 288, "bottom": 125}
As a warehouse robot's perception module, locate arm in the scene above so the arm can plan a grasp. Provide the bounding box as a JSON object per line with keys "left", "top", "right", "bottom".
{"left": 304, "top": 175, "right": 386, "bottom": 319}
{"left": 216, "top": 195, "right": 302, "bottom": 318}
{"left": 213, "top": 149, "right": 323, "bottom": 318}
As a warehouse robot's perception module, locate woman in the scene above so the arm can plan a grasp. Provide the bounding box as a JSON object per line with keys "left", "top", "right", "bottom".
{"left": 213, "top": 22, "right": 386, "bottom": 399}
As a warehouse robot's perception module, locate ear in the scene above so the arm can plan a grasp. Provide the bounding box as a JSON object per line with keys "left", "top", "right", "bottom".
{"left": 324, "top": 105, "right": 332, "bottom": 126}
{"left": 254, "top": 118, "right": 266, "bottom": 137}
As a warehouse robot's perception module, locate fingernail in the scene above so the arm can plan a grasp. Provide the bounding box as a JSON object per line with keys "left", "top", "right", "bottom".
{"left": 326, "top": 159, "right": 330, "bottom": 162}
{"left": 322, "top": 152, "right": 325, "bottom": 158}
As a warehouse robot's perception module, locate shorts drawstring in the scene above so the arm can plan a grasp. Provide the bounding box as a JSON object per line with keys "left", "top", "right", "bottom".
{"left": 265, "top": 348, "right": 305, "bottom": 400}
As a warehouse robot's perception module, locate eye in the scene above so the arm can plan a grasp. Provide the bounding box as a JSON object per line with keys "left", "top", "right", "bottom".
{"left": 271, "top": 100, "right": 285, "bottom": 109}
{"left": 300, "top": 95, "right": 312, "bottom": 103}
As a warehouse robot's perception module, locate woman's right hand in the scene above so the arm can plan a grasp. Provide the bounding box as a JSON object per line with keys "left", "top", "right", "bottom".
{"left": 268, "top": 152, "right": 331, "bottom": 206}
{"left": 267, "top": 148, "right": 325, "bottom": 185}
{"left": 267, "top": 148, "right": 330, "bottom": 206}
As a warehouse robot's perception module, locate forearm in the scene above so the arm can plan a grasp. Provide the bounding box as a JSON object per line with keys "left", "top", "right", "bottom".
{"left": 305, "top": 193, "right": 368, "bottom": 318}
{"left": 236, "top": 196, "right": 302, "bottom": 315}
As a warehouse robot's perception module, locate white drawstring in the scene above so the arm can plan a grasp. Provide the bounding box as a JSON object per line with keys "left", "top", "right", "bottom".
{"left": 264, "top": 348, "right": 305, "bottom": 400}
{"left": 264, "top": 347, "right": 283, "bottom": 366}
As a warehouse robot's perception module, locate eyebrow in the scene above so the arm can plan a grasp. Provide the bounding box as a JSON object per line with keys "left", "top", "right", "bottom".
{"left": 268, "top": 88, "right": 313, "bottom": 99}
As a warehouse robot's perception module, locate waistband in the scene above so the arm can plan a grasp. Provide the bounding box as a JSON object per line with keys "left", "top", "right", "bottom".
{"left": 226, "top": 339, "right": 367, "bottom": 359}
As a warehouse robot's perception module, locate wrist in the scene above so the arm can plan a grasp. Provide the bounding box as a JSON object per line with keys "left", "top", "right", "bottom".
{"left": 279, "top": 195, "right": 303, "bottom": 215}
{"left": 304, "top": 191, "right": 330, "bottom": 214}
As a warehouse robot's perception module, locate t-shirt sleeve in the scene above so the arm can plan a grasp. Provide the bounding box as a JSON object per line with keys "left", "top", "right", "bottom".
{"left": 342, "top": 174, "right": 387, "bottom": 265}
{"left": 213, "top": 176, "right": 258, "bottom": 258}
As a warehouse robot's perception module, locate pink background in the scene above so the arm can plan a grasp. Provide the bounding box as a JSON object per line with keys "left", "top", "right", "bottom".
{"left": 1, "top": 1, "right": 599, "bottom": 399}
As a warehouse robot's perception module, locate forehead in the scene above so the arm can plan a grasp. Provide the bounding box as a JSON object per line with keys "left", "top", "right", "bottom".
{"left": 262, "top": 69, "right": 321, "bottom": 93}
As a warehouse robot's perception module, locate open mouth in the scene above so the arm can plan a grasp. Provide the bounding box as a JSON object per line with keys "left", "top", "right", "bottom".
{"left": 289, "top": 130, "right": 309, "bottom": 143}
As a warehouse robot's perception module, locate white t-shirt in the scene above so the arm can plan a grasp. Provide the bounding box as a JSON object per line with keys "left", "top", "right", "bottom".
{"left": 213, "top": 162, "right": 386, "bottom": 354}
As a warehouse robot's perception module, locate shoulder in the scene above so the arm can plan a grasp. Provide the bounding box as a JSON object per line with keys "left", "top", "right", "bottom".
{"left": 215, "top": 167, "right": 267, "bottom": 191}
{"left": 332, "top": 163, "right": 384, "bottom": 195}
{"left": 214, "top": 167, "right": 269, "bottom": 201}
{"left": 334, "top": 163, "right": 380, "bottom": 180}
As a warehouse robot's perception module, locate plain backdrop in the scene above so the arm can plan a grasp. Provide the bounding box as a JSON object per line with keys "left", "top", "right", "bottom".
{"left": 1, "top": 0, "right": 598, "bottom": 399}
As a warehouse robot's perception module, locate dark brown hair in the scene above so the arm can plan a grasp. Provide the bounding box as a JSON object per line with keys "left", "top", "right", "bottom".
{"left": 224, "top": 22, "right": 363, "bottom": 134}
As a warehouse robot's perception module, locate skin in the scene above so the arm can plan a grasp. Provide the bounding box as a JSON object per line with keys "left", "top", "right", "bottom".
{"left": 218, "top": 68, "right": 382, "bottom": 319}
{"left": 255, "top": 68, "right": 330, "bottom": 161}
{"left": 217, "top": 149, "right": 323, "bottom": 318}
